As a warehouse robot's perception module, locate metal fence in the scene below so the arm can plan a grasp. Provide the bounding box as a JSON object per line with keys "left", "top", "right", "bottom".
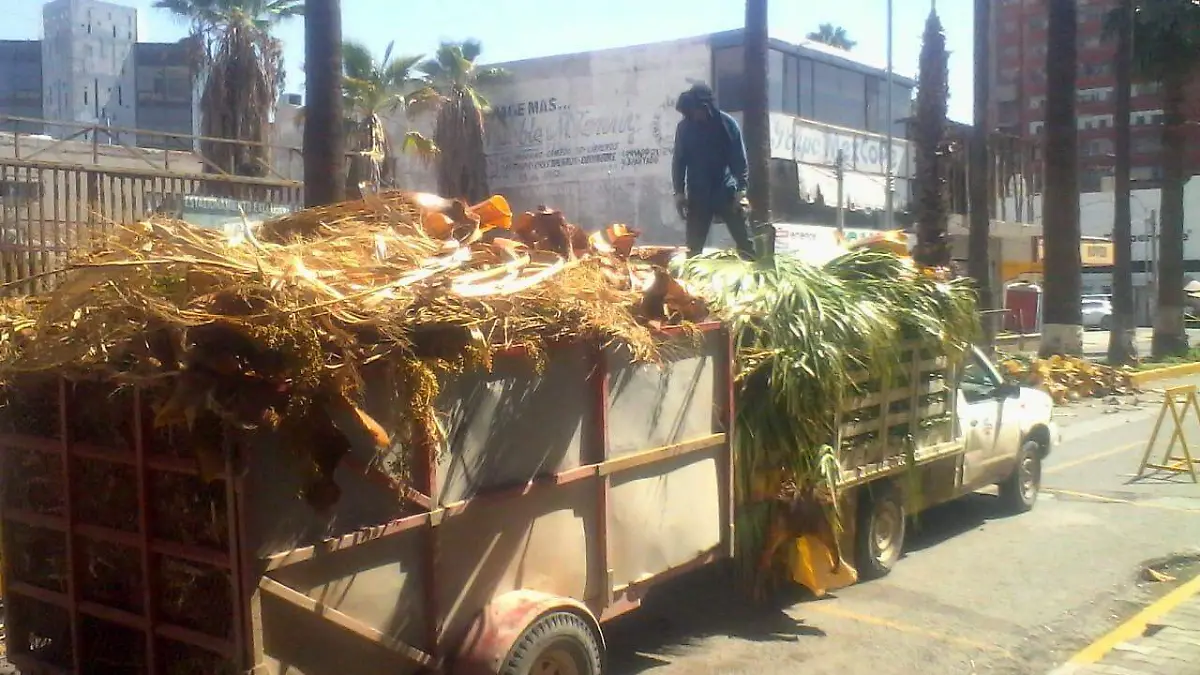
{"left": 0, "top": 117, "right": 304, "bottom": 295}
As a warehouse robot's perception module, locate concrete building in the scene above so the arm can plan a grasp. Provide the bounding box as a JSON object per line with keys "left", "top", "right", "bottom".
{"left": 41, "top": 0, "right": 138, "bottom": 139}
{"left": 0, "top": 0, "right": 196, "bottom": 151}
{"left": 0, "top": 41, "right": 45, "bottom": 134}
{"left": 369, "top": 30, "right": 919, "bottom": 245}
{"left": 989, "top": 0, "right": 1197, "bottom": 192}
{"left": 134, "top": 42, "right": 196, "bottom": 150}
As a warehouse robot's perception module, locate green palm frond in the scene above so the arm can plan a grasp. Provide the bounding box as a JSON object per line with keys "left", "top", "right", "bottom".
{"left": 342, "top": 41, "right": 376, "bottom": 82}
{"left": 402, "top": 131, "right": 439, "bottom": 160}
{"left": 677, "top": 248, "right": 978, "bottom": 585}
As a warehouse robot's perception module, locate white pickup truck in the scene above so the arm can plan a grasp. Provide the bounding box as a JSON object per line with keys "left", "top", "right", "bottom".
{"left": 836, "top": 345, "right": 1060, "bottom": 579}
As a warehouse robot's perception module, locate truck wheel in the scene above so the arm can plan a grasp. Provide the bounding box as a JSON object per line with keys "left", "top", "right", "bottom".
{"left": 855, "top": 483, "right": 905, "bottom": 580}
{"left": 501, "top": 611, "right": 603, "bottom": 675}
{"left": 998, "top": 439, "right": 1042, "bottom": 514}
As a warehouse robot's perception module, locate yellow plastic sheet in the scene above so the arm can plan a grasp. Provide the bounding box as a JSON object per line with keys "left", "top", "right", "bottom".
{"left": 787, "top": 534, "right": 857, "bottom": 597}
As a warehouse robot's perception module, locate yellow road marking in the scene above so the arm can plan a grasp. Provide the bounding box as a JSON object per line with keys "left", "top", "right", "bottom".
{"left": 1068, "top": 571, "right": 1200, "bottom": 664}
{"left": 1044, "top": 487, "right": 1200, "bottom": 514}
{"left": 1045, "top": 441, "right": 1144, "bottom": 476}
{"left": 805, "top": 603, "right": 1013, "bottom": 657}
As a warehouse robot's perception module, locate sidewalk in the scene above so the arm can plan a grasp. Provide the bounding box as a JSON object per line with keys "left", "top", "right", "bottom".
{"left": 1050, "top": 589, "right": 1200, "bottom": 675}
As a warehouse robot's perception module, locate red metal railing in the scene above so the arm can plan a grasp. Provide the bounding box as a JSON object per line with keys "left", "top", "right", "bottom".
{"left": 1, "top": 381, "right": 245, "bottom": 674}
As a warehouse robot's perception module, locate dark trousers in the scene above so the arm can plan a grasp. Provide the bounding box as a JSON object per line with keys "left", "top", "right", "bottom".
{"left": 686, "top": 196, "right": 756, "bottom": 259}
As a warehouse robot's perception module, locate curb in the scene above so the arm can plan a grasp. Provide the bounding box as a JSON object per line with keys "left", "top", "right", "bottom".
{"left": 1054, "top": 571, "right": 1200, "bottom": 669}
{"left": 1129, "top": 362, "right": 1200, "bottom": 388}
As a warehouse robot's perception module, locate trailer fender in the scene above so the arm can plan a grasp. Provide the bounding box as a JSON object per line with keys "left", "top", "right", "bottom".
{"left": 452, "top": 590, "right": 604, "bottom": 675}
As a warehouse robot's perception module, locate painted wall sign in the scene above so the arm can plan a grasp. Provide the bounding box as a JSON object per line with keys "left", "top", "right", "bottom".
{"left": 768, "top": 113, "right": 911, "bottom": 179}
{"left": 485, "top": 93, "right": 681, "bottom": 189}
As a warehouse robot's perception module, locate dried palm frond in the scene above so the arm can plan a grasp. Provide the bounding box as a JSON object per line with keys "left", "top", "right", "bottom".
{"left": 0, "top": 190, "right": 685, "bottom": 511}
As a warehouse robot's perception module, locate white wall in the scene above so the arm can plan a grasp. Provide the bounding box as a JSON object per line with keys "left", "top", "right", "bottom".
{"left": 465, "top": 37, "right": 713, "bottom": 244}
{"left": 1016, "top": 178, "right": 1200, "bottom": 264}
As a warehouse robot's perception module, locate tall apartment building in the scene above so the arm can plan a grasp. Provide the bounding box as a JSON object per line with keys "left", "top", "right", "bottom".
{"left": 989, "top": 0, "right": 1197, "bottom": 192}
{"left": 0, "top": 41, "right": 44, "bottom": 133}
{"left": 41, "top": 0, "right": 138, "bottom": 139}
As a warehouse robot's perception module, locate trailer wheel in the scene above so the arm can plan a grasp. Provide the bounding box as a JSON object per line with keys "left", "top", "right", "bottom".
{"left": 998, "top": 439, "right": 1042, "bottom": 514}
{"left": 855, "top": 483, "right": 905, "bottom": 580}
{"left": 500, "top": 610, "right": 603, "bottom": 675}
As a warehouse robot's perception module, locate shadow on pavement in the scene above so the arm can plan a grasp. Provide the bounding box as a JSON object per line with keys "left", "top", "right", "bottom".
{"left": 904, "top": 492, "right": 1010, "bottom": 554}
{"left": 604, "top": 562, "right": 826, "bottom": 673}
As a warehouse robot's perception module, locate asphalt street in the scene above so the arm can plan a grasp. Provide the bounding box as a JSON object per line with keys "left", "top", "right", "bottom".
{"left": 604, "top": 377, "right": 1200, "bottom": 675}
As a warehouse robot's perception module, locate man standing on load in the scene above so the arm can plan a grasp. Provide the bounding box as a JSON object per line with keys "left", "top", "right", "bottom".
{"left": 672, "top": 83, "right": 757, "bottom": 259}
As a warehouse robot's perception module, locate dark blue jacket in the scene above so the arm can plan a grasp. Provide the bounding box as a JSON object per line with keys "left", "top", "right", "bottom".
{"left": 672, "top": 110, "right": 749, "bottom": 210}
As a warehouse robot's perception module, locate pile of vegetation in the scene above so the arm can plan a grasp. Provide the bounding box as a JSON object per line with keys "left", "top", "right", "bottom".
{"left": 678, "top": 250, "right": 978, "bottom": 590}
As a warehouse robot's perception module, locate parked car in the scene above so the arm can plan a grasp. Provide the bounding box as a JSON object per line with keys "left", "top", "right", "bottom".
{"left": 1082, "top": 297, "right": 1113, "bottom": 330}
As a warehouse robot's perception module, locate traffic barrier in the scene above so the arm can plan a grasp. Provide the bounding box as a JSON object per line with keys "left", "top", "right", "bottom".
{"left": 1135, "top": 384, "right": 1200, "bottom": 482}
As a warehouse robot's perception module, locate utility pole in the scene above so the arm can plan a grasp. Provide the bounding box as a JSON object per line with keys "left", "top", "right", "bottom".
{"left": 744, "top": 0, "right": 773, "bottom": 261}
{"left": 884, "top": 0, "right": 895, "bottom": 230}
{"left": 969, "top": 0, "right": 993, "bottom": 346}
{"left": 835, "top": 150, "right": 846, "bottom": 235}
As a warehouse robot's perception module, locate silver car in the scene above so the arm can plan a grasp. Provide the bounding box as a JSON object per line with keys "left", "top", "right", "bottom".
{"left": 1081, "top": 297, "right": 1113, "bottom": 330}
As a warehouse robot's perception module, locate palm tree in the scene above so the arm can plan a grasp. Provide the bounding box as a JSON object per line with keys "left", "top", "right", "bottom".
{"left": 153, "top": 0, "right": 302, "bottom": 178}
{"left": 913, "top": 9, "right": 950, "bottom": 269}
{"left": 304, "top": 0, "right": 343, "bottom": 206}
{"left": 745, "top": 0, "right": 771, "bottom": 260}
{"left": 1105, "top": 0, "right": 1138, "bottom": 364}
{"left": 341, "top": 41, "right": 436, "bottom": 195}
{"left": 807, "top": 23, "right": 857, "bottom": 51}
{"left": 1039, "top": 0, "right": 1083, "bottom": 357}
{"left": 1127, "top": 0, "right": 1200, "bottom": 357}
{"left": 969, "top": 0, "right": 993, "bottom": 346}
{"left": 409, "top": 41, "right": 506, "bottom": 203}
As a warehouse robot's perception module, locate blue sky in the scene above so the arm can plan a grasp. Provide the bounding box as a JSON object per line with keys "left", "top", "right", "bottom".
{"left": 4, "top": 0, "right": 973, "bottom": 122}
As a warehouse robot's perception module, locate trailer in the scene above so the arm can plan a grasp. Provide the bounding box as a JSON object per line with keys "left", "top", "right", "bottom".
{"left": 0, "top": 323, "right": 735, "bottom": 675}
{"left": 0, "top": 323, "right": 1056, "bottom": 675}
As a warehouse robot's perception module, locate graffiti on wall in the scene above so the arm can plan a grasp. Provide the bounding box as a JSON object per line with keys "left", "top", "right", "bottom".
{"left": 485, "top": 93, "right": 684, "bottom": 189}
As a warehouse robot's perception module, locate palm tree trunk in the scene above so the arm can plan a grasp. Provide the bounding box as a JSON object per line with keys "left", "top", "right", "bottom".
{"left": 969, "top": 0, "right": 993, "bottom": 348}
{"left": 913, "top": 10, "right": 950, "bottom": 269}
{"left": 1108, "top": 0, "right": 1137, "bottom": 364}
{"left": 304, "top": 0, "right": 346, "bottom": 207}
{"left": 1153, "top": 71, "right": 1189, "bottom": 357}
{"left": 744, "top": 0, "right": 772, "bottom": 260}
{"left": 1039, "top": 0, "right": 1083, "bottom": 357}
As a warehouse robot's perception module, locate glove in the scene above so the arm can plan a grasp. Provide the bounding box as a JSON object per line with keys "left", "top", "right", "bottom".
{"left": 674, "top": 193, "right": 688, "bottom": 219}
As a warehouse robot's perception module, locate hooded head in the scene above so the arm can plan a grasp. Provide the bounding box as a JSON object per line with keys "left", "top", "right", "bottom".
{"left": 676, "top": 83, "right": 717, "bottom": 121}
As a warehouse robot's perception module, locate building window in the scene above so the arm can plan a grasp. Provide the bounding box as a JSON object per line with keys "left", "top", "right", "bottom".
{"left": 712, "top": 46, "right": 744, "bottom": 112}
{"left": 768, "top": 49, "right": 785, "bottom": 113}
{"left": 783, "top": 54, "right": 799, "bottom": 115}
{"left": 812, "top": 62, "right": 866, "bottom": 129}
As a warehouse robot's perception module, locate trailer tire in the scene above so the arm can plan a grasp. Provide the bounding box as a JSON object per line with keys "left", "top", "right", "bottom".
{"left": 998, "top": 438, "right": 1042, "bottom": 514}
{"left": 500, "top": 610, "right": 603, "bottom": 675}
{"left": 855, "top": 483, "right": 905, "bottom": 580}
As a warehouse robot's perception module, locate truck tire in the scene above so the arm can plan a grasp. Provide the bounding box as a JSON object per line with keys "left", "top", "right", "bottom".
{"left": 500, "top": 611, "right": 603, "bottom": 675}
{"left": 854, "top": 483, "right": 905, "bottom": 580}
{"left": 998, "top": 438, "right": 1042, "bottom": 514}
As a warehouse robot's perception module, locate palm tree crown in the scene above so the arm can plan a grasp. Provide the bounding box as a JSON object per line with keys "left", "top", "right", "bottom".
{"left": 409, "top": 40, "right": 507, "bottom": 203}
{"left": 807, "top": 23, "right": 857, "bottom": 51}
{"left": 153, "top": 0, "right": 303, "bottom": 177}
{"left": 340, "top": 40, "right": 433, "bottom": 191}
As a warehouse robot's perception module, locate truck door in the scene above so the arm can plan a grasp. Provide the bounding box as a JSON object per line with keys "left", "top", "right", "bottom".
{"left": 956, "top": 349, "right": 1015, "bottom": 488}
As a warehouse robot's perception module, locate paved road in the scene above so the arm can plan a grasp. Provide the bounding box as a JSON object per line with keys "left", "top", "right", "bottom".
{"left": 604, "top": 378, "right": 1200, "bottom": 675}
